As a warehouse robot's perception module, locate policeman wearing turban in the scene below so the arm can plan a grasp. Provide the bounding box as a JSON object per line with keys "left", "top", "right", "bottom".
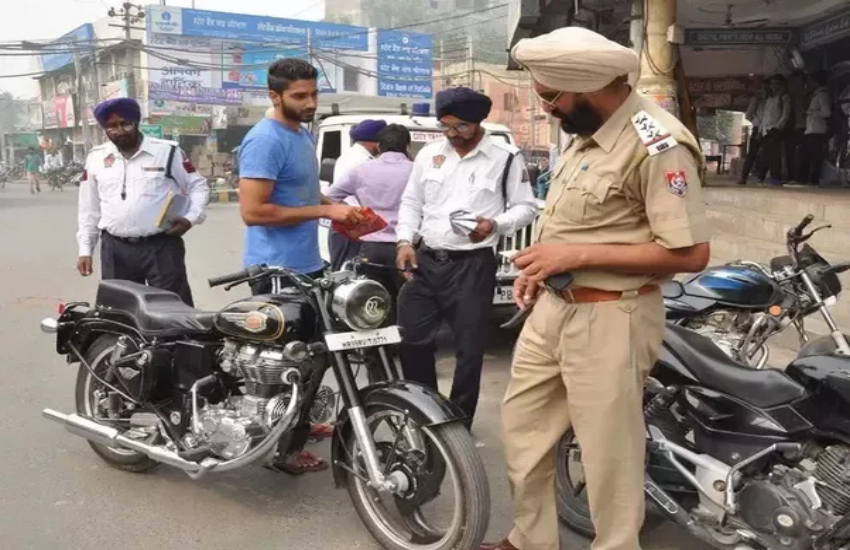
{"left": 395, "top": 87, "right": 537, "bottom": 428}
{"left": 76, "top": 98, "right": 210, "bottom": 305}
{"left": 328, "top": 119, "right": 388, "bottom": 269}
{"left": 480, "top": 27, "right": 711, "bottom": 550}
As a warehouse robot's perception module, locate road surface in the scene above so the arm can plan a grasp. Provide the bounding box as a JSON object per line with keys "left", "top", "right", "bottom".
{"left": 0, "top": 184, "right": 701, "bottom": 549}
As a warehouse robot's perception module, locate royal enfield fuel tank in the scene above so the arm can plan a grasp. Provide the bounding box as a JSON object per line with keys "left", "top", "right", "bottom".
{"left": 213, "top": 291, "right": 317, "bottom": 343}
{"left": 678, "top": 265, "right": 781, "bottom": 309}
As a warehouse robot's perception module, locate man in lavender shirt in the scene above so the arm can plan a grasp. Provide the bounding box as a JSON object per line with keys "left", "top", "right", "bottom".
{"left": 326, "top": 124, "right": 413, "bottom": 304}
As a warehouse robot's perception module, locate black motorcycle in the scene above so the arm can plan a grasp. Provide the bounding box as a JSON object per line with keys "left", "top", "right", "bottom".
{"left": 664, "top": 214, "right": 850, "bottom": 368}
{"left": 40, "top": 261, "right": 490, "bottom": 550}
{"left": 555, "top": 223, "right": 850, "bottom": 550}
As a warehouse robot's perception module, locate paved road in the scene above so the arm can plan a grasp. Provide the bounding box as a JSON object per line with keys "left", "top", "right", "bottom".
{"left": 0, "top": 185, "right": 701, "bottom": 549}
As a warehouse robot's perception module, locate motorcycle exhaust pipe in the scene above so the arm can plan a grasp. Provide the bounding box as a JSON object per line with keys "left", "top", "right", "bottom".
{"left": 42, "top": 409, "right": 204, "bottom": 472}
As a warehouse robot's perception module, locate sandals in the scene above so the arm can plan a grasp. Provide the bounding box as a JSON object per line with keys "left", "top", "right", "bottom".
{"left": 265, "top": 451, "right": 329, "bottom": 476}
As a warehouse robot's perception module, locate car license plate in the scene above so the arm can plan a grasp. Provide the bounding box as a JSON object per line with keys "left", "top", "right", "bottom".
{"left": 325, "top": 326, "right": 402, "bottom": 352}
{"left": 494, "top": 286, "right": 514, "bottom": 305}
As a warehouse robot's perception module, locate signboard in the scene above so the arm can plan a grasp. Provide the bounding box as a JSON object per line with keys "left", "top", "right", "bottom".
{"left": 151, "top": 115, "right": 212, "bottom": 136}
{"left": 377, "top": 30, "right": 433, "bottom": 99}
{"left": 149, "top": 99, "right": 214, "bottom": 117}
{"left": 147, "top": 5, "right": 368, "bottom": 51}
{"left": 54, "top": 95, "right": 76, "bottom": 128}
{"left": 800, "top": 7, "right": 850, "bottom": 50}
{"left": 688, "top": 76, "right": 764, "bottom": 111}
{"left": 41, "top": 24, "right": 94, "bottom": 73}
{"left": 410, "top": 131, "right": 441, "bottom": 142}
{"left": 684, "top": 28, "right": 795, "bottom": 47}
{"left": 140, "top": 124, "right": 164, "bottom": 139}
{"left": 100, "top": 78, "right": 130, "bottom": 101}
{"left": 221, "top": 44, "right": 335, "bottom": 93}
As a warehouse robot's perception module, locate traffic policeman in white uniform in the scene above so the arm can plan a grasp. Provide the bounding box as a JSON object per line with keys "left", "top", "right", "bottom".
{"left": 396, "top": 87, "right": 537, "bottom": 428}
{"left": 77, "top": 98, "right": 210, "bottom": 306}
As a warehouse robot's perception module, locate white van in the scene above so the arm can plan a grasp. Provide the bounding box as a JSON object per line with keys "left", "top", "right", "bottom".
{"left": 313, "top": 101, "right": 543, "bottom": 319}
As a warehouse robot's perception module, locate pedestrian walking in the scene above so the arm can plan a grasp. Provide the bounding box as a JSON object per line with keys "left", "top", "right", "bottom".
{"left": 24, "top": 147, "right": 41, "bottom": 194}
{"left": 328, "top": 119, "right": 387, "bottom": 270}
{"left": 395, "top": 86, "right": 537, "bottom": 429}
{"left": 326, "top": 123, "right": 414, "bottom": 310}
{"left": 481, "top": 27, "right": 710, "bottom": 550}
{"left": 238, "top": 58, "right": 363, "bottom": 475}
{"left": 76, "top": 98, "right": 209, "bottom": 307}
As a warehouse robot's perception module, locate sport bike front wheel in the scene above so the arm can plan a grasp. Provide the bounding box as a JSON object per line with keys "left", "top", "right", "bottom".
{"left": 344, "top": 406, "right": 490, "bottom": 549}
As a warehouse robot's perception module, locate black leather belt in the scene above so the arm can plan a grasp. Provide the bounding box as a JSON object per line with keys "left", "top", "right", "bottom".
{"left": 420, "top": 245, "right": 494, "bottom": 262}
{"left": 103, "top": 231, "right": 169, "bottom": 244}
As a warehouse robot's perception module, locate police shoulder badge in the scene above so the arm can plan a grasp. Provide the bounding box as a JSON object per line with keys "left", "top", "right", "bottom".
{"left": 666, "top": 170, "right": 688, "bottom": 197}
{"left": 431, "top": 155, "right": 446, "bottom": 169}
{"left": 103, "top": 153, "right": 115, "bottom": 168}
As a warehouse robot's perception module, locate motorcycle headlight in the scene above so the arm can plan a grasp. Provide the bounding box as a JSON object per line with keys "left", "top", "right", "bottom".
{"left": 331, "top": 279, "right": 391, "bottom": 331}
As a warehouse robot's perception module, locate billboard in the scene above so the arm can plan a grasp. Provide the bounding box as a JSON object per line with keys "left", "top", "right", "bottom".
{"left": 148, "top": 5, "right": 368, "bottom": 51}
{"left": 377, "top": 31, "right": 433, "bottom": 99}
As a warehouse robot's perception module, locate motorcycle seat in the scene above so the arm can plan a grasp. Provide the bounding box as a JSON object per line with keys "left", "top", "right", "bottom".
{"left": 664, "top": 323, "right": 806, "bottom": 408}
{"left": 95, "top": 280, "right": 215, "bottom": 337}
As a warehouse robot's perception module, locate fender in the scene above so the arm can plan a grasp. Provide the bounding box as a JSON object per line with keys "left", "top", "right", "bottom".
{"left": 330, "top": 380, "right": 466, "bottom": 488}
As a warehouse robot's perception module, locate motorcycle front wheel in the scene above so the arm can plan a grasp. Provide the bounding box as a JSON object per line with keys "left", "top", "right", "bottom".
{"left": 344, "top": 406, "right": 490, "bottom": 550}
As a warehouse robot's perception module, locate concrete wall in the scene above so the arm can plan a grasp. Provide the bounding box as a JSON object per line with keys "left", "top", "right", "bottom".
{"left": 704, "top": 186, "right": 850, "bottom": 345}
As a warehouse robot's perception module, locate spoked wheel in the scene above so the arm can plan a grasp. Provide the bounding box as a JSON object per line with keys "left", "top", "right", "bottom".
{"left": 555, "top": 428, "right": 662, "bottom": 538}
{"left": 344, "top": 407, "right": 490, "bottom": 549}
{"left": 74, "top": 335, "right": 160, "bottom": 473}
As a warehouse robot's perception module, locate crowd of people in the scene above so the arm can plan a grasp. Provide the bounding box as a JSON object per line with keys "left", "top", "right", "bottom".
{"left": 739, "top": 70, "right": 848, "bottom": 187}
{"left": 72, "top": 25, "right": 716, "bottom": 550}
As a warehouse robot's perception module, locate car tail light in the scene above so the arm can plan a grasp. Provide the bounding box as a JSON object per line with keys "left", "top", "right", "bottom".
{"left": 58, "top": 303, "right": 66, "bottom": 314}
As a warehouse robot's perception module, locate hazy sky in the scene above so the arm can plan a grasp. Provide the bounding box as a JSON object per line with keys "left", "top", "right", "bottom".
{"left": 0, "top": 0, "right": 325, "bottom": 98}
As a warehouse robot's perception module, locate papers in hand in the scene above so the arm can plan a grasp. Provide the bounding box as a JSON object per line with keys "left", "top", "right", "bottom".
{"left": 450, "top": 209, "right": 480, "bottom": 236}
{"left": 155, "top": 192, "right": 190, "bottom": 231}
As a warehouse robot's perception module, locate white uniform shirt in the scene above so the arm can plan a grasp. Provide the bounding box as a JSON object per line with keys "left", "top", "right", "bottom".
{"left": 332, "top": 142, "right": 373, "bottom": 207}
{"left": 397, "top": 134, "right": 538, "bottom": 251}
{"left": 806, "top": 87, "right": 832, "bottom": 135}
{"left": 77, "top": 136, "right": 210, "bottom": 256}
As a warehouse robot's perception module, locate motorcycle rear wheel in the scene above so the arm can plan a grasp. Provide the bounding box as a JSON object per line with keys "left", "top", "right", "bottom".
{"left": 555, "top": 428, "right": 663, "bottom": 538}
{"left": 74, "top": 335, "right": 159, "bottom": 473}
{"left": 344, "top": 407, "right": 490, "bottom": 550}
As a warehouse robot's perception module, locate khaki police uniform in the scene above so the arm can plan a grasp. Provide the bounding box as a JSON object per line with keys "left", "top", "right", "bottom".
{"left": 501, "top": 90, "right": 710, "bottom": 550}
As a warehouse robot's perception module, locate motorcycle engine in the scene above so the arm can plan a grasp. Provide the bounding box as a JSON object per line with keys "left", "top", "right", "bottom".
{"left": 684, "top": 310, "right": 753, "bottom": 362}
{"left": 734, "top": 448, "right": 850, "bottom": 546}
{"left": 191, "top": 340, "right": 305, "bottom": 460}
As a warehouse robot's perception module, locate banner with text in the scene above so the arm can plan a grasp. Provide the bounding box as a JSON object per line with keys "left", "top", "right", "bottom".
{"left": 377, "top": 30, "right": 433, "bottom": 99}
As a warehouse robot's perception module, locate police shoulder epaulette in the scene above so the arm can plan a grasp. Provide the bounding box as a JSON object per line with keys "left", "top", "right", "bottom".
{"left": 630, "top": 110, "right": 679, "bottom": 157}
{"left": 492, "top": 140, "right": 520, "bottom": 156}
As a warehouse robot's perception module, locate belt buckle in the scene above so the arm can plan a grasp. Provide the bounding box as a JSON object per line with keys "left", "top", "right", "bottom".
{"left": 435, "top": 249, "right": 450, "bottom": 262}
{"left": 127, "top": 236, "right": 141, "bottom": 244}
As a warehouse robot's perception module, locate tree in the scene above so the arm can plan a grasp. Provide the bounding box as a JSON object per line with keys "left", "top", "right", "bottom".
{"left": 362, "top": 0, "right": 426, "bottom": 29}
{"left": 0, "top": 91, "right": 28, "bottom": 134}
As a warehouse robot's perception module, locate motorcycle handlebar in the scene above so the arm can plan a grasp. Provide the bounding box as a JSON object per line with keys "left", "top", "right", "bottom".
{"left": 791, "top": 214, "right": 815, "bottom": 237}
{"left": 208, "top": 268, "right": 254, "bottom": 288}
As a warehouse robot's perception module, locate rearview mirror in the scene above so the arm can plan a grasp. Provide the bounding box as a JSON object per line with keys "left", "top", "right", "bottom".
{"left": 320, "top": 158, "right": 336, "bottom": 184}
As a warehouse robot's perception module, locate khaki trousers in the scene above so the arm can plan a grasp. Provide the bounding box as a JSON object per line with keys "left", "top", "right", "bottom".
{"left": 502, "top": 289, "right": 665, "bottom": 550}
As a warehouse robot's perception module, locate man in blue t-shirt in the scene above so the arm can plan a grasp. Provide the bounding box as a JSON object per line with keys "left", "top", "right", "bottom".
{"left": 238, "top": 58, "right": 362, "bottom": 475}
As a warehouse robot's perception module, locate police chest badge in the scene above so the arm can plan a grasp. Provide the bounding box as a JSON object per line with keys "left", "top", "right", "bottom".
{"left": 104, "top": 154, "right": 115, "bottom": 168}
{"left": 431, "top": 155, "right": 446, "bottom": 169}
{"left": 666, "top": 170, "right": 688, "bottom": 197}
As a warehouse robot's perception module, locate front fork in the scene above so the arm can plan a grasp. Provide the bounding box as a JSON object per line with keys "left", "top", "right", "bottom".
{"left": 800, "top": 271, "right": 850, "bottom": 355}
{"left": 313, "top": 289, "right": 403, "bottom": 494}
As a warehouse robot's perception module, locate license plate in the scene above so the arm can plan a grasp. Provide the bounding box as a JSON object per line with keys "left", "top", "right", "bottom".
{"left": 325, "top": 326, "right": 402, "bottom": 352}
{"left": 494, "top": 286, "right": 514, "bottom": 305}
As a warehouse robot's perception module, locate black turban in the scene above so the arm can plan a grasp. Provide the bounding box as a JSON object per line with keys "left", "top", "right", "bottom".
{"left": 94, "top": 98, "right": 141, "bottom": 128}
{"left": 435, "top": 87, "right": 492, "bottom": 123}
